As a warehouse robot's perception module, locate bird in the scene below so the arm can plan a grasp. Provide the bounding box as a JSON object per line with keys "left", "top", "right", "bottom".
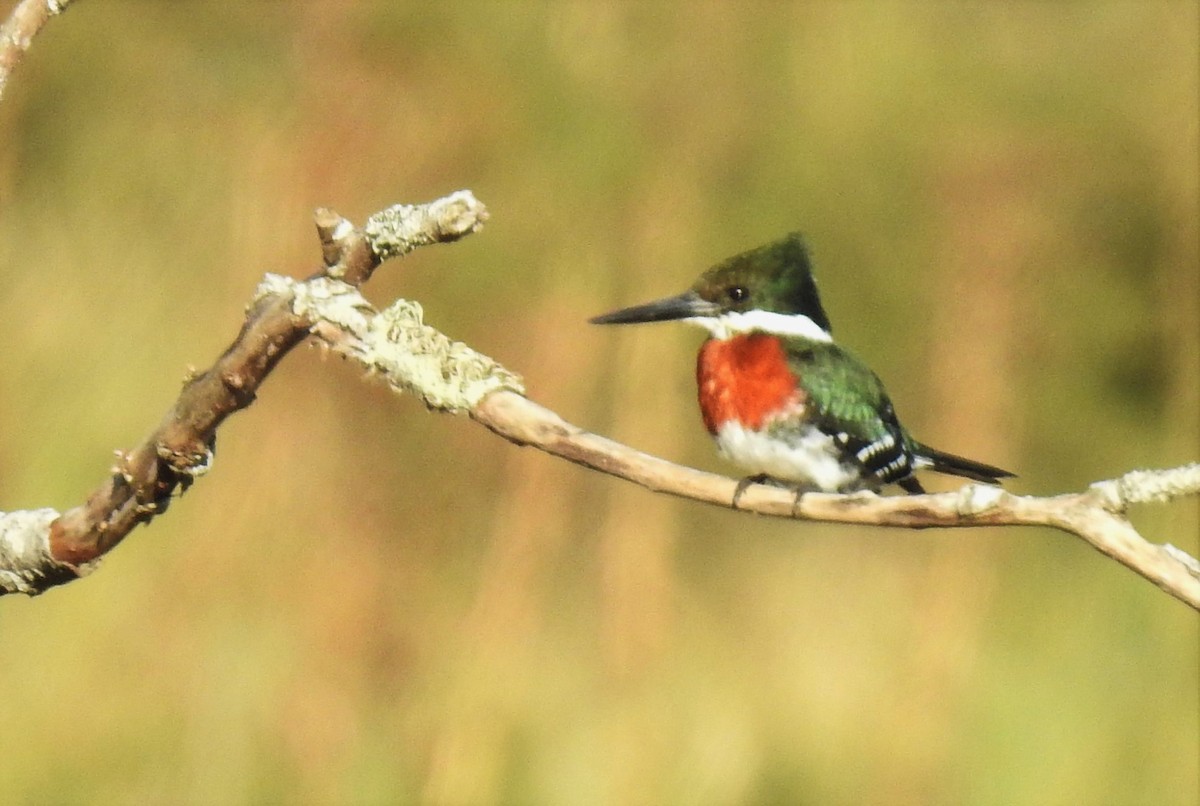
{"left": 589, "top": 233, "right": 1014, "bottom": 495}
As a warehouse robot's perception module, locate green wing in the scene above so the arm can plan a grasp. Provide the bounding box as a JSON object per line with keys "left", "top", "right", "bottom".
{"left": 785, "top": 338, "right": 919, "bottom": 487}
{"left": 786, "top": 340, "right": 901, "bottom": 443}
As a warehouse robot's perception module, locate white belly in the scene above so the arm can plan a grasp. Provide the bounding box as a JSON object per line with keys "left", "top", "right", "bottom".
{"left": 713, "top": 421, "right": 862, "bottom": 492}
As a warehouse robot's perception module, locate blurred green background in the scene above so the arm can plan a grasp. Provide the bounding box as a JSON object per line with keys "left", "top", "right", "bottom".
{"left": 1, "top": 2, "right": 1196, "bottom": 804}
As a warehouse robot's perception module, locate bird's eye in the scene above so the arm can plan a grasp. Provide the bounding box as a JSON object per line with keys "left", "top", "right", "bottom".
{"left": 728, "top": 286, "right": 748, "bottom": 303}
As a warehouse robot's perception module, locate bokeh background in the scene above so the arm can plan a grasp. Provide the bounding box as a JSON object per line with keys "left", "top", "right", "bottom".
{"left": 0, "top": 2, "right": 1196, "bottom": 803}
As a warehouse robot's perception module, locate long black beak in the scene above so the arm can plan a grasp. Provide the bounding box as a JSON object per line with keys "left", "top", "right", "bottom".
{"left": 589, "top": 290, "right": 718, "bottom": 325}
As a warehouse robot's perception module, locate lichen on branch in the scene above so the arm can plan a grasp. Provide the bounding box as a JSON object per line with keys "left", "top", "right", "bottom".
{"left": 0, "top": 191, "right": 493, "bottom": 595}
{"left": 271, "top": 275, "right": 525, "bottom": 413}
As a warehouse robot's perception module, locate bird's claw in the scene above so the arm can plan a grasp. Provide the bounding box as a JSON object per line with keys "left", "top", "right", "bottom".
{"left": 790, "top": 488, "right": 803, "bottom": 518}
{"left": 731, "top": 474, "right": 772, "bottom": 509}
{"left": 732, "top": 474, "right": 817, "bottom": 515}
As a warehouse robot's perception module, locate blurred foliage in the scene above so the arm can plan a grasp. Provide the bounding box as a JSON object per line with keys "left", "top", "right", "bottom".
{"left": 0, "top": 1, "right": 1196, "bottom": 804}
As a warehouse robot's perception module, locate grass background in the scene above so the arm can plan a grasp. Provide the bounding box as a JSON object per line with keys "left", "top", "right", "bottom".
{"left": 0, "top": 2, "right": 1196, "bottom": 803}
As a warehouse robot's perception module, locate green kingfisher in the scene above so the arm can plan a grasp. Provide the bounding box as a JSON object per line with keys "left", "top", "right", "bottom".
{"left": 590, "top": 233, "right": 1014, "bottom": 495}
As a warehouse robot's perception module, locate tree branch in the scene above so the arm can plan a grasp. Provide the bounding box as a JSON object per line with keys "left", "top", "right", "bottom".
{"left": 0, "top": 194, "right": 1196, "bottom": 608}
{"left": 292, "top": 264, "right": 1200, "bottom": 611}
{"left": 0, "top": 193, "right": 488, "bottom": 594}
{"left": 0, "top": 0, "right": 75, "bottom": 102}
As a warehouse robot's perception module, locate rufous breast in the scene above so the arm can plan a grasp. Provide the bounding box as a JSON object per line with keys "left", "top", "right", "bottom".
{"left": 696, "top": 333, "right": 804, "bottom": 434}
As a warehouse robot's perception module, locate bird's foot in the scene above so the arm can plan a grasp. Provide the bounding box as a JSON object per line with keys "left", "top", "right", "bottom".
{"left": 790, "top": 486, "right": 808, "bottom": 519}
{"left": 731, "top": 474, "right": 773, "bottom": 509}
{"left": 732, "top": 475, "right": 820, "bottom": 514}
{"left": 787, "top": 482, "right": 828, "bottom": 517}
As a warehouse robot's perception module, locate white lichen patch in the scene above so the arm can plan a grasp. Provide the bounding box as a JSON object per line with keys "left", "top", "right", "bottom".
{"left": 1089, "top": 463, "right": 1200, "bottom": 511}
{"left": 1119, "top": 464, "right": 1200, "bottom": 504}
{"left": 363, "top": 298, "right": 524, "bottom": 412}
{"left": 364, "top": 190, "right": 487, "bottom": 260}
{"left": 260, "top": 274, "right": 523, "bottom": 413}
{"left": 955, "top": 483, "right": 1005, "bottom": 515}
{"left": 288, "top": 276, "right": 376, "bottom": 334}
{"left": 0, "top": 508, "right": 79, "bottom": 595}
{"left": 253, "top": 273, "right": 301, "bottom": 307}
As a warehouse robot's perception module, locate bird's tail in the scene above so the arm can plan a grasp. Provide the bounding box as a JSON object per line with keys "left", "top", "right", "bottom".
{"left": 917, "top": 445, "right": 1015, "bottom": 485}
